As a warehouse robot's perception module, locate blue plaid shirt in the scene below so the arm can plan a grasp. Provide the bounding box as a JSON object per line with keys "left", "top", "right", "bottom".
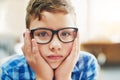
{"left": 0, "top": 51, "right": 98, "bottom": 80}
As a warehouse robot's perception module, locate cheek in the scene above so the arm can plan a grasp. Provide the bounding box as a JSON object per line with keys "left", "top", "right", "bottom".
{"left": 37, "top": 44, "right": 48, "bottom": 57}
{"left": 37, "top": 43, "right": 73, "bottom": 56}
{"left": 62, "top": 43, "right": 73, "bottom": 55}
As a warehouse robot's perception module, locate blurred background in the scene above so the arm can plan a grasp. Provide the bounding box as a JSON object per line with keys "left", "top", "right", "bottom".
{"left": 0, "top": 0, "right": 120, "bottom": 80}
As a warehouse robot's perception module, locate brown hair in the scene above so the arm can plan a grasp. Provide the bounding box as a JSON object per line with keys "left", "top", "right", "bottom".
{"left": 26, "top": 0, "right": 75, "bottom": 28}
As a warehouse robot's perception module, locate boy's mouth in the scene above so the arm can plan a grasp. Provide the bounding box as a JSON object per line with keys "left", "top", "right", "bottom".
{"left": 47, "top": 55, "right": 63, "bottom": 60}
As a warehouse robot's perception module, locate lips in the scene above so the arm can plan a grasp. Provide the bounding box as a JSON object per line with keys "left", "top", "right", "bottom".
{"left": 47, "top": 55, "right": 63, "bottom": 60}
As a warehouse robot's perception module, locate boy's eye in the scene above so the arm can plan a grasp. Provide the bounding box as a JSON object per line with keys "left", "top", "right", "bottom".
{"left": 37, "top": 31, "right": 49, "bottom": 37}
{"left": 61, "top": 32, "right": 71, "bottom": 37}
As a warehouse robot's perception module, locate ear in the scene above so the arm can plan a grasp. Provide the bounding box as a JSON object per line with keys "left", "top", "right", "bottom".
{"left": 23, "top": 32, "right": 25, "bottom": 38}
{"left": 23, "top": 29, "right": 32, "bottom": 38}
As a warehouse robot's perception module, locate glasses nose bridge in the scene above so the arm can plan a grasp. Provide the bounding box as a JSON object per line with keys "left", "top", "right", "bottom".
{"left": 52, "top": 30, "right": 59, "bottom": 36}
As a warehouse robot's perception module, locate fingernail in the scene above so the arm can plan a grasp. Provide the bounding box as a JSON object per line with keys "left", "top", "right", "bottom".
{"left": 26, "top": 29, "right": 30, "bottom": 33}
{"left": 32, "top": 39, "right": 36, "bottom": 46}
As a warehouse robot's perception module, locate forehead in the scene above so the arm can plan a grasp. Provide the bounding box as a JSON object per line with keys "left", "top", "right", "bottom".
{"left": 30, "top": 11, "right": 76, "bottom": 30}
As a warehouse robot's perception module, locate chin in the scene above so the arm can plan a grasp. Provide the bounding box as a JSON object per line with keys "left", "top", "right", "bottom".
{"left": 49, "top": 63, "right": 61, "bottom": 69}
{"left": 52, "top": 66, "right": 58, "bottom": 69}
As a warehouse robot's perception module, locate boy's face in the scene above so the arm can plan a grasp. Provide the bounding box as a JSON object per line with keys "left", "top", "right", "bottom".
{"left": 30, "top": 11, "right": 76, "bottom": 69}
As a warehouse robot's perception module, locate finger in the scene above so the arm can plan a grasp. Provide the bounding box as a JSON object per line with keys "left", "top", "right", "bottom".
{"left": 32, "top": 39, "right": 52, "bottom": 70}
{"left": 32, "top": 39, "right": 46, "bottom": 63}
{"left": 77, "top": 32, "right": 80, "bottom": 51}
{"left": 67, "top": 33, "right": 80, "bottom": 61}
{"left": 24, "top": 29, "right": 32, "bottom": 56}
{"left": 74, "top": 32, "right": 80, "bottom": 55}
{"left": 55, "top": 33, "right": 80, "bottom": 78}
{"left": 32, "top": 39, "right": 40, "bottom": 57}
{"left": 21, "top": 45, "right": 25, "bottom": 53}
{"left": 59, "top": 34, "right": 79, "bottom": 70}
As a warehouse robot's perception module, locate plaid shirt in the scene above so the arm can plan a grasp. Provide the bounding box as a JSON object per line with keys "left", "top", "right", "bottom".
{"left": 0, "top": 51, "right": 98, "bottom": 80}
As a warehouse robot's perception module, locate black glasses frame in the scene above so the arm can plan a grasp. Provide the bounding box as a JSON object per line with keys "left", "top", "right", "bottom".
{"left": 30, "top": 27, "right": 78, "bottom": 44}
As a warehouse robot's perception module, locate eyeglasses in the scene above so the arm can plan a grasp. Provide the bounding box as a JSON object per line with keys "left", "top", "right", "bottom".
{"left": 30, "top": 27, "right": 78, "bottom": 44}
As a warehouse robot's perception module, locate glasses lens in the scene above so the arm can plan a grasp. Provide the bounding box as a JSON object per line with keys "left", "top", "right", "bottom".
{"left": 33, "top": 29, "right": 52, "bottom": 43}
{"left": 58, "top": 28, "right": 77, "bottom": 42}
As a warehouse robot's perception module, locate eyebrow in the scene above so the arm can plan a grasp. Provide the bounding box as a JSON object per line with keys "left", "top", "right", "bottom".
{"left": 30, "top": 27, "right": 77, "bottom": 31}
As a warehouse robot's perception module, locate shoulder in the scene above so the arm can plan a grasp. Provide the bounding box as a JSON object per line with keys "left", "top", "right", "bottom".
{"left": 72, "top": 51, "right": 99, "bottom": 80}
{"left": 0, "top": 54, "right": 35, "bottom": 79}
{"left": 1, "top": 54, "right": 27, "bottom": 70}
{"left": 79, "top": 51, "right": 98, "bottom": 64}
{"left": 0, "top": 55, "right": 29, "bottom": 75}
{"left": 73, "top": 51, "right": 98, "bottom": 71}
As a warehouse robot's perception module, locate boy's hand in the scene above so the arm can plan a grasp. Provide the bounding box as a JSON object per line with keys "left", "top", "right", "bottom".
{"left": 55, "top": 34, "right": 80, "bottom": 80}
{"left": 22, "top": 29, "right": 53, "bottom": 80}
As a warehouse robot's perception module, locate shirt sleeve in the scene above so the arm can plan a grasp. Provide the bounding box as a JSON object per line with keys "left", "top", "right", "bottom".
{"left": 72, "top": 51, "right": 99, "bottom": 80}
{"left": 84, "top": 53, "right": 99, "bottom": 80}
{"left": 0, "top": 66, "right": 12, "bottom": 80}
{"left": 0, "top": 67, "right": 2, "bottom": 80}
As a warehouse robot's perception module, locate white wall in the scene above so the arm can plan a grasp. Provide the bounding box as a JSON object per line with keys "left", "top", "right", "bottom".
{"left": 0, "top": 0, "right": 120, "bottom": 43}
{"left": 0, "top": 0, "right": 28, "bottom": 36}
{"left": 86, "top": 0, "right": 120, "bottom": 43}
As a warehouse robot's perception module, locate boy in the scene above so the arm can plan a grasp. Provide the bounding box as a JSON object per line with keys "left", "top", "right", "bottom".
{"left": 0, "top": 0, "right": 98, "bottom": 80}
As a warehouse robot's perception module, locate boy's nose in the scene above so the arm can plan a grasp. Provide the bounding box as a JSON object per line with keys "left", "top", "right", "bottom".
{"left": 49, "top": 35, "right": 62, "bottom": 51}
